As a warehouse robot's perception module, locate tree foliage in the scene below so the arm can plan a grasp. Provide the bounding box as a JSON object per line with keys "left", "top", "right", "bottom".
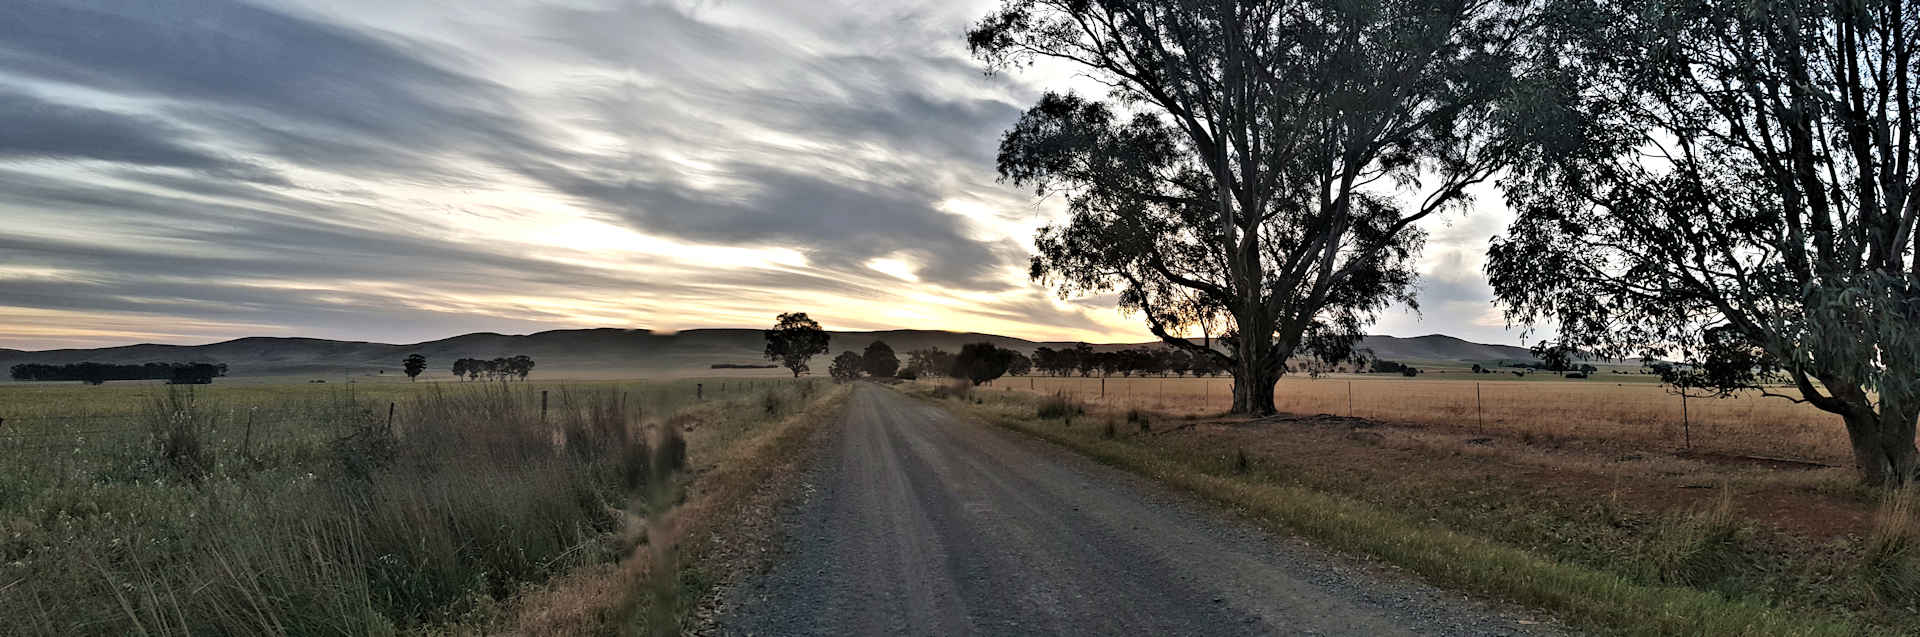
{"left": 402, "top": 354, "right": 427, "bottom": 382}
{"left": 905, "top": 347, "right": 958, "bottom": 378}
{"left": 764, "top": 312, "right": 831, "bottom": 378}
{"left": 862, "top": 341, "right": 900, "bottom": 378}
{"left": 829, "top": 351, "right": 865, "bottom": 382}
{"left": 972, "top": 0, "right": 1539, "bottom": 414}
{"left": 10, "top": 362, "right": 228, "bottom": 385}
{"left": 953, "top": 342, "right": 1016, "bottom": 386}
{"left": 1490, "top": 0, "right": 1920, "bottom": 484}
{"left": 449, "top": 356, "right": 534, "bottom": 382}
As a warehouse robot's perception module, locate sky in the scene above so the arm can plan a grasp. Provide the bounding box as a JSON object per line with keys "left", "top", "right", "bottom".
{"left": 0, "top": 0, "right": 1526, "bottom": 351}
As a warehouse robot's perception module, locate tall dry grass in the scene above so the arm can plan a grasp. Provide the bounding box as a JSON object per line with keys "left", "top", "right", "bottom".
{"left": 0, "top": 380, "right": 797, "bottom": 636}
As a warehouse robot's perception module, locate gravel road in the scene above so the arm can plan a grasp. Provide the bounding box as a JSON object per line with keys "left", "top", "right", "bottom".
{"left": 715, "top": 384, "right": 1565, "bottom": 636}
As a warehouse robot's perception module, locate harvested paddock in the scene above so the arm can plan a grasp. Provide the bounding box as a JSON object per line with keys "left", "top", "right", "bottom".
{"left": 981, "top": 375, "right": 1849, "bottom": 465}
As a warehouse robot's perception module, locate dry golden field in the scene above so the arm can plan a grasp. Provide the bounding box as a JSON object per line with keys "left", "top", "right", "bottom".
{"left": 979, "top": 374, "right": 1850, "bottom": 463}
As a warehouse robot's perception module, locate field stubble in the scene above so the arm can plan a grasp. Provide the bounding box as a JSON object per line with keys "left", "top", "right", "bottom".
{"left": 985, "top": 374, "right": 1848, "bottom": 463}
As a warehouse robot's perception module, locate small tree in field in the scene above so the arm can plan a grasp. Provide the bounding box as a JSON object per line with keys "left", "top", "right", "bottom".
{"left": 952, "top": 342, "right": 1015, "bottom": 386}
{"left": 509, "top": 355, "right": 535, "bottom": 381}
{"left": 402, "top": 354, "right": 427, "bottom": 382}
{"left": 862, "top": 341, "right": 899, "bottom": 377}
{"left": 829, "top": 351, "right": 864, "bottom": 382}
{"left": 764, "top": 312, "right": 830, "bottom": 378}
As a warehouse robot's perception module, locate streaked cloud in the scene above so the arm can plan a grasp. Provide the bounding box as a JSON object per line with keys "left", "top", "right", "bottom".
{"left": 0, "top": 0, "right": 1525, "bottom": 350}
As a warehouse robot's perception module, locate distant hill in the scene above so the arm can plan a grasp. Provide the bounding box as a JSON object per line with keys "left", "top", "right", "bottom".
{"left": 0, "top": 328, "right": 1540, "bottom": 379}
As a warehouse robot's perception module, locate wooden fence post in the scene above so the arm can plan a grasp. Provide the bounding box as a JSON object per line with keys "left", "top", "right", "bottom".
{"left": 1476, "top": 382, "right": 1483, "bottom": 433}
{"left": 541, "top": 390, "right": 549, "bottom": 423}
{"left": 242, "top": 408, "right": 255, "bottom": 462}
{"left": 1681, "top": 391, "right": 1691, "bottom": 449}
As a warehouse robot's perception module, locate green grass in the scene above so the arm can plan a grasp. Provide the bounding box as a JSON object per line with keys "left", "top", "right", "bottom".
{"left": 0, "top": 376, "right": 826, "bottom": 635}
{"left": 905, "top": 384, "right": 1878, "bottom": 637}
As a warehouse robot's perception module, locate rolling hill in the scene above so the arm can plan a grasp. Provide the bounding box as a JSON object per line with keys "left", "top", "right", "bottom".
{"left": 0, "top": 328, "right": 1539, "bottom": 378}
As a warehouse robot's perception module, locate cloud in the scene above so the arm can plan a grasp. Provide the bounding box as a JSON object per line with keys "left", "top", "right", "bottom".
{"left": 0, "top": 0, "right": 1526, "bottom": 350}
{"left": 0, "top": 88, "right": 286, "bottom": 183}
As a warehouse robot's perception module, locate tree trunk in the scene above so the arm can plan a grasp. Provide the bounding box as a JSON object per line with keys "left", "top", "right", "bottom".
{"left": 1229, "top": 356, "right": 1279, "bottom": 416}
{"left": 1844, "top": 407, "right": 1919, "bottom": 487}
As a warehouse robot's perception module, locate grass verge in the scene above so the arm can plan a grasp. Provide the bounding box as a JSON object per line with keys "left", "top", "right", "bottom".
{"left": 905, "top": 385, "right": 1873, "bottom": 637}
{"left": 505, "top": 379, "right": 852, "bottom": 635}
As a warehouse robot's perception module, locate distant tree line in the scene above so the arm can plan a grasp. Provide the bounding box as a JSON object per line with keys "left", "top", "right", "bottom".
{"left": 450, "top": 356, "right": 535, "bottom": 381}
{"left": 1028, "top": 345, "right": 1224, "bottom": 378}
{"left": 10, "top": 362, "right": 229, "bottom": 385}
{"left": 1368, "top": 360, "right": 1420, "bottom": 377}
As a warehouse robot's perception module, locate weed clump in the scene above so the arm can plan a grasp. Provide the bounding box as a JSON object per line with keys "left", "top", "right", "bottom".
{"left": 1037, "top": 393, "right": 1083, "bottom": 421}
{"left": 762, "top": 389, "right": 789, "bottom": 417}
{"left": 1861, "top": 489, "right": 1920, "bottom": 605}
{"left": 932, "top": 380, "right": 972, "bottom": 400}
{"left": 143, "top": 386, "right": 219, "bottom": 480}
{"left": 1644, "top": 487, "right": 1747, "bottom": 587}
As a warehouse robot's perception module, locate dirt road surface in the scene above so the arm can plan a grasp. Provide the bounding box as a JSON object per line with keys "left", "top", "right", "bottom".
{"left": 715, "top": 384, "right": 1563, "bottom": 636}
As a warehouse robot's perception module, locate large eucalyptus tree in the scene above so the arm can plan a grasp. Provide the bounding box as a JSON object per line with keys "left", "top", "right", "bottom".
{"left": 971, "top": 0, "right": 1538, "bottom": 414}
{"left": 1490, "top": 0, "right": 1920, "bottom": 484}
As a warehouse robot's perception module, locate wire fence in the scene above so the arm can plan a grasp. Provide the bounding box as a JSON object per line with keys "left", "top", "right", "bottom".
{"left": 981, "top": 374, "right": 1850, "bottom": 465}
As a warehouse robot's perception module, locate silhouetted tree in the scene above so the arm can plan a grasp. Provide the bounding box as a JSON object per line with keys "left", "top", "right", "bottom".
{"left": 829, "top": 351, "right": 865, "bottom": 382}
{"left": 9, "top": 362, "right": 226, "bottom": 384}
{"left": 1007, "top": 351, "right": 1033, "bottom": 377}
{"left": 1491, "top": 0, "right": 1920, "bottom": 485}
{"left": 862, "top": 341, "right": 899, "bottom": 377}
{"left": 906, "top": 347, "right": 957, "bottom": 378}
{"left": 1071, "top": 343, "right": 1095, "bottom": 377}
{"left": 764, "top": 312, "right": 830, "bottom": 377}
{"left": 1530, "top": 343, "right": 1579, "bottom": 374}
{"left": 973, "top": 0, "right": 1538, "bottom": 415}
{"left": 403, "top": 354, "right": 427, "bottom": 382}
{"left": 508, "top": 354, "right": 535, "bottom": 381}
{"left": 953, "top": 342, "right": 1015, "bottom": 386}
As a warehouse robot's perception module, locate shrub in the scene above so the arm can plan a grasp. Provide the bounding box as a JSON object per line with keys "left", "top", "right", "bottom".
{"left": 1036, "top": 393, "right": 1083, "bottom": 420}
{"left": 762, "top": 388, "right": 789, "bottom": 417}
{"left": 932, "top": 379, "right": 972, "bottom": 400}
{"left": 143, "top": 386, "right": 219, "bottom": 480}
{"left": 1644, "top": 488, "right": 1747, "bottom": 587}
{"left": 1861, "top": 489, "right": 1920, "bottom": 605}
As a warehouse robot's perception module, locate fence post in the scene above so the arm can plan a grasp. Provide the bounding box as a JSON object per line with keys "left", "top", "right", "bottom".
{"left": 386, "top": 402, "right": 395, "bottom": 433}
{"left": 242, "top": 408, "right": 255, "bottom": 462}
{"left": 1681, "top": 391, "right": 1690, "bottom": 449}
{"left": 1476, "top": 382, "right": 1483, "bottom": 433}
{"left": 1101, "top": 376, "right": 1106, "bottom": 398}
{"left": 697, "top": 383, "right": 703, "bottom": 401}
{"left": 1347, "top": 381, "right": 1353, "bottom": 417}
